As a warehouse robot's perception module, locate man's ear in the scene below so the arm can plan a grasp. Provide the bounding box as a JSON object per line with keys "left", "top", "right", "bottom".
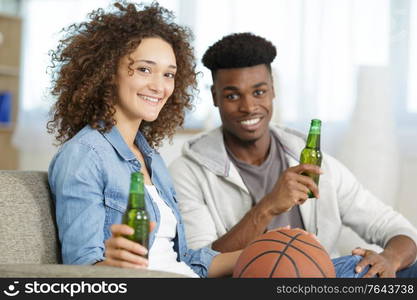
{"left": 211, "top": 85, "right": 218, "bottom": 107}
{"left": 270, "top": 72, "right": 276, "bottom": 100}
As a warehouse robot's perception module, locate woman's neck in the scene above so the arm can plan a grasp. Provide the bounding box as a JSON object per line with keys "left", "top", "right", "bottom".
{"left": 115, "top": 118, "right": 141, "bottom": 148}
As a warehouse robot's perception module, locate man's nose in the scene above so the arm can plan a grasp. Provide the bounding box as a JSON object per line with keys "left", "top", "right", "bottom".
{"left": 239, "top": 96, "right": 256, "bottom": 112}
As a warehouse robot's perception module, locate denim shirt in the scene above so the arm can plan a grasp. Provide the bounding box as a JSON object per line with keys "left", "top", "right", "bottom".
{"left": 48, "top": 125, "right": 219, "bottom": 278}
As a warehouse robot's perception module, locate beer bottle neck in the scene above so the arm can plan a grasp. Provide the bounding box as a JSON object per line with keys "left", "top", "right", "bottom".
{"left": 306, "top": 133, "right": 320, "bottom": 149}
{"left": 128, "top": 172, "right": 145, "bottom": 209}
{"left": 128, "top": 192, "right": 145, "bottom": 209}
{"left": 306, "top": 120, "right": 321, "bottom": 149}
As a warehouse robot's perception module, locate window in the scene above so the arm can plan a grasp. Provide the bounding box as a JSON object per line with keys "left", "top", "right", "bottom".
{"left": 407, "top": 0, "right": 417, "bottom": 113}
{"left": 189, "top": 0, "right": 390, "bottom": 126}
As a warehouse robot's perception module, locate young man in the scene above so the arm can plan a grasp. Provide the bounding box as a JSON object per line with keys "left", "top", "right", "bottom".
{"left": 169, "top": 33, "right": 417, "bottom": 277}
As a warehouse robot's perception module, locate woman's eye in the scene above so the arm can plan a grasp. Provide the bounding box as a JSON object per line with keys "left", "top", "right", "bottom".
{"left": 137, "top": 67, "right": 151, "bottom": 73}
{"left": 165, "top": 73, "right": 176, "bottom": 79}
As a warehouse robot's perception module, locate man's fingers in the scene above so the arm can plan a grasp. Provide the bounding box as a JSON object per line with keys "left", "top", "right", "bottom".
{"left": 354, "top": 250, "right": 377, "bottom": 273}
{"left": 268, "top": 225, "right": 291, "bottom": 233}
{"left": 291, "top": 227, "right": 312, "bottom": 236}
{"left": 362, "top": 264, "right": 380, "bottom": 278}
{"left": 292, "top": 181, "right": 310, "bottom": 196}
{"left": 379, "top": 269, "right": 396, "bottom": 278}
{"left": 289, "top": 164, "right": 323, "bottom": 175}
{"left": 352, "top": 247, "right": 366, "bottom": 256}
{"left": 296, "top": 191, "right": 309, "bottom": 204}
{"left": 355, "top": 259, "right": 371, "bottom": 274}
{"left": 291, "top": 173, "right": 320, "bottom": 199}
{"left": 281, "top": 164, "right": 321, "bottom": 199}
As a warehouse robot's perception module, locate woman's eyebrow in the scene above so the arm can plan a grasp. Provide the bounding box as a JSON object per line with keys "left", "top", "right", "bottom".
{"left": 135, "top": 59, "right": 177, "bottom": 70}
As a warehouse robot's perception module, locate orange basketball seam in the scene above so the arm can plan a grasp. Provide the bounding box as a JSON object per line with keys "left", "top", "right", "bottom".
{"left": 250, "top": 238, "right": 329, "bottom": 277}
{"left": 269, "top": 233, "right": 302, "bottom": 277}
{"left": 277, "top": 231, "right": 332, "bottom": 276}
{"left": 275, "top": 230, "right": 326, "bottom": 252}
{"left": 237, "top": 250, "right": 299, "bottom": 278}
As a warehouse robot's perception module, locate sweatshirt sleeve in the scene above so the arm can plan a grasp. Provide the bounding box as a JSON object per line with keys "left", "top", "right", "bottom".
{"left": 327, "top": 154, "right": 417, "bottom": 250}
{"left": 169, "top": 156, "right": 220, "bottom": 250}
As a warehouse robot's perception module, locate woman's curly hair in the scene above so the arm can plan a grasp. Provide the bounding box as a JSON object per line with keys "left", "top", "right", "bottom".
{"left": 47, "top": 1, "right": 196, "bottom": 148}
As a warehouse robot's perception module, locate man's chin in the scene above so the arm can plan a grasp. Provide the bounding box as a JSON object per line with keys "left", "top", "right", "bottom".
{"left": 223, "top": 127, "right": 266, "bottom": 145}
{"left": 237, "top": 134, "right": 262, "bottom": 145}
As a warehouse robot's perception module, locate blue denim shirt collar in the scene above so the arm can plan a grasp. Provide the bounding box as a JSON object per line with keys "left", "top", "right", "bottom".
{"left": 102, "top": 125, "right": 155, "bottom": 161}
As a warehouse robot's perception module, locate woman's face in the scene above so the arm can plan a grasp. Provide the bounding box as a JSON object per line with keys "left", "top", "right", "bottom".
{"left": 115, "top": 37, "right": 177, "bottom": 125}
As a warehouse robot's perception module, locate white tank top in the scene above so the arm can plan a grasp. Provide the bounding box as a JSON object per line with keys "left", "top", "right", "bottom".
{"left": 146, "top": 185, "right": 199, "bottom": 278}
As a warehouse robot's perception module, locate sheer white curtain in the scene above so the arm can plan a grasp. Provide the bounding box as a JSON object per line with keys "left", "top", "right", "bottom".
{"left": 407, "top": 0, "right": 417, "bottom": 113}
{"left": 12, "top": 0, "right": 391, "bottom": 159}
{"left": 13, "top": 0, "right": 117, "bottom": 160}
{"left": 189, "top": 0, "right": 389, "bottom": 128}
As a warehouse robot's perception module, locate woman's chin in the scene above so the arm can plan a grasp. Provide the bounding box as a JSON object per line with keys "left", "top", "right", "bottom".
{"left": 142, "top": 114, "right": 160, "bottom": 123}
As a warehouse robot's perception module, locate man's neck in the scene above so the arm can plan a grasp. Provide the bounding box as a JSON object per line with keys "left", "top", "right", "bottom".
{"left": 224, "top": 131, "right": 272, "bottom": 166}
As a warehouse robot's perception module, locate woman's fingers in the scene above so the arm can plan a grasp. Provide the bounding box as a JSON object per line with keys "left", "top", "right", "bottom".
{"left": 106, "top": 247, "right": 149, "bottom": 266}
{"left": 103, "top": 256, "right": 148, "bottom": 269}
{"left": 105, "top": 235, "right": 148, "bottom": 257}
{"left": 111, "top": 223, "right": 134, "bottom": 236}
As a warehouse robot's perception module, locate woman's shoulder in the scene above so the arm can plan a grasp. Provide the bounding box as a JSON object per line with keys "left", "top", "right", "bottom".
{"left": 62, "top": 126, "right": 113, "bottom": 153}
{"left": 52, "top": 126, "right": 112, "bottom": 164}
{"left": 48, "top": 127, "right": 107, "bottom": 189}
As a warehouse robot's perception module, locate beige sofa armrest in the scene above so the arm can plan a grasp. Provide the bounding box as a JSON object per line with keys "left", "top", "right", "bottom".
{"left": 0, "top": 264, "right": 188, "bottom": 278}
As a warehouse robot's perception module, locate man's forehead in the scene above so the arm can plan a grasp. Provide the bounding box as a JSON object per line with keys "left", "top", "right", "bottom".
{"left": 213, "top": 64, "right": 272, "bottom": 87}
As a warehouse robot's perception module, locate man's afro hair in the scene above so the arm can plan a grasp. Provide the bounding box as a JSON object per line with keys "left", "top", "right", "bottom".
{"left": 202, "top": 32, "right": 276, "bottom": 72}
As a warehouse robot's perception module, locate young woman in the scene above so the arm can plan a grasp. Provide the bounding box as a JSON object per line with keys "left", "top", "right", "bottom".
{"left": 47, "top": 1, "right": 240, "bottom": 278}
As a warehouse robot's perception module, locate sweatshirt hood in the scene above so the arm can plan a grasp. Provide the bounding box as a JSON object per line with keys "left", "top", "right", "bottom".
{"left": 181, "top": 124, "right": 307, "bottom": 176}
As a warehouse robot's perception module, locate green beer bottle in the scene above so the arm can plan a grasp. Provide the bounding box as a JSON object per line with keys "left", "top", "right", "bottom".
{"left": 300, "top": 119, "right": 323, "bottom": 198}
{"left": 122, "top": 172, "right": 150, "bottom": 257}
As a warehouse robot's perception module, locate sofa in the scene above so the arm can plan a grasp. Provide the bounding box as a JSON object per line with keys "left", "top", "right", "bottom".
{"left": 0, "top": 170, "right": 185, "bottom": 277}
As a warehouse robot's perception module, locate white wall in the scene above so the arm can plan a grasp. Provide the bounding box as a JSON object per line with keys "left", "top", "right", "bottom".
{"left": 18, "top": 132, "right": 195, "bottom": 172}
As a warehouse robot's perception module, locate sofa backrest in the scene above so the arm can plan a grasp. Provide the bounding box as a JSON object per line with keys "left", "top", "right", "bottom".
{"left": 0, "top": 171, "right": 61, "bottom": 264}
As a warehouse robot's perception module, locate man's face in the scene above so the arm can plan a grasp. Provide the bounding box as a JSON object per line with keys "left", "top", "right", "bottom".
{"left": 212, "top": 64, "right": 275, "bottom": 143}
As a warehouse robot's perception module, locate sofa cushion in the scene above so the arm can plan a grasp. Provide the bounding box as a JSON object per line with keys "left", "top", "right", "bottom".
{"left": 0, "top": 171, "right": 61, "bottom": 264}
{"left": 0, "top": 264, "right": 188, "bottom": 277}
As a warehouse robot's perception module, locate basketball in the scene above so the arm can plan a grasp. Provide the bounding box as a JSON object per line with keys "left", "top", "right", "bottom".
{"left": 233, "top": 228, "right": 336, "bottom": 278}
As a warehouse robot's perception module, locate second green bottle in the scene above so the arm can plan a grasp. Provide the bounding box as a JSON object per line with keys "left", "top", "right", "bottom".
{"left": 122, "top": 172, "right": 150, "bottom": 257}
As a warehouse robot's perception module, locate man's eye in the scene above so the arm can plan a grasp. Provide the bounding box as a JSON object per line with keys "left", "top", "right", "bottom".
{"left": 226, "top": 94, "right": 239, "bottom": 100}
{"left": 254, "top": 90, "right": 266, "bottom": 96}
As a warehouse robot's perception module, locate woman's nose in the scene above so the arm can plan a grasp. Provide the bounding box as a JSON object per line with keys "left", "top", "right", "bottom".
{"left": 147, "top": 75, "right": 164, "bottom": 93}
